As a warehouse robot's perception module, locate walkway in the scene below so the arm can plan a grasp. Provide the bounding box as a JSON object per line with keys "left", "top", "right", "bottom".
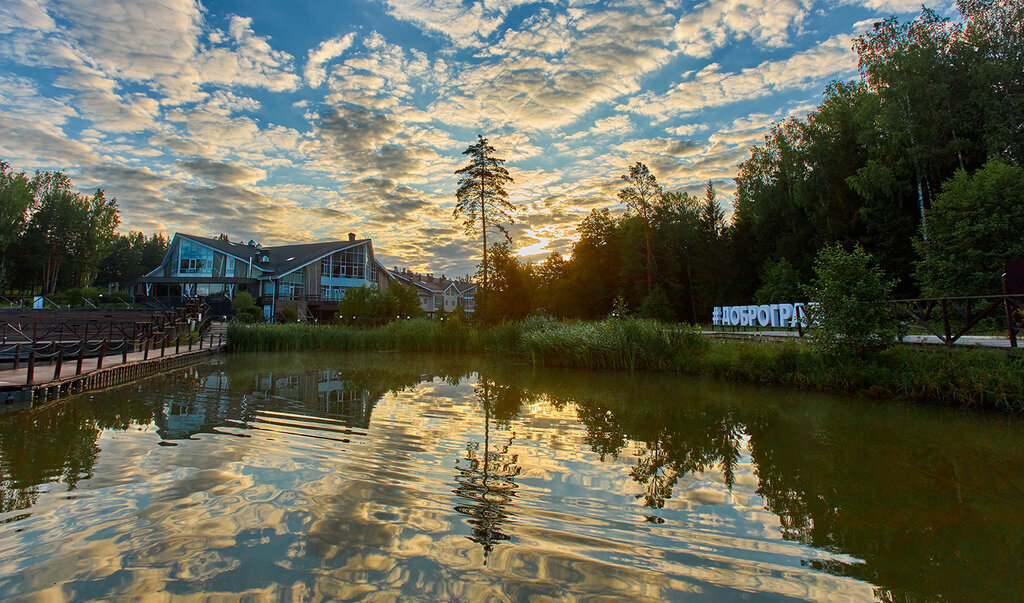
{"left": 701, "top": 329, "right": 1016, "bottom": 348}
{"left": 0, "top": 322, "right": 228, "bottom": 405}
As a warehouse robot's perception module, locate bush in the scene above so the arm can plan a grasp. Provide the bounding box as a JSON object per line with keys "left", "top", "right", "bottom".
{"left": 277, "top": 308, "right": 299, "bottom": 323}
{"left": 232, "top": 291, "right": 256, "bottom": 313}
{"left": 638, "top": 286, "right": 675, "bottom": 323}
{"left": 235, "top": 305, "right": 264, "bottom": 323}
{"left": 755, "top": 258, "right": 802, "bottom": 304}
{"left": 803, "top": 243, "right": 896, "bottom": 359}
{"left": 53, "top": 287, "right": 103, "bottom": 307}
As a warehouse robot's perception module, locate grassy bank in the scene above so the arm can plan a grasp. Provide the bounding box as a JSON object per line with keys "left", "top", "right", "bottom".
{"left": 227, "top": 318, "right": 1024, "bottom": 412}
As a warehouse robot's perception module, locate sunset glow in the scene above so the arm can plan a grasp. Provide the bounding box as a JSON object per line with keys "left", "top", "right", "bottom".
{"left": 0, "top": 0, "right": 929, "bottom": 276}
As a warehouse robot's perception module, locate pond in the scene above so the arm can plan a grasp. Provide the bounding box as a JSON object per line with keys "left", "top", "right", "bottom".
{"left": 0, "top": 352, "right": 1022, "bottom": 600}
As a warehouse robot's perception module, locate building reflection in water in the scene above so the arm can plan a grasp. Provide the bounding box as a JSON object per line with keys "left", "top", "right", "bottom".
{"left": 154, "top": 365, "right": 385, "bottom": 440}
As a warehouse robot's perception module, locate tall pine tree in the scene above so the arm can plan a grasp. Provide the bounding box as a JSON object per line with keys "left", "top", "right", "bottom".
{"left": 454, "top": 135, "right": 515, "bottom": 322}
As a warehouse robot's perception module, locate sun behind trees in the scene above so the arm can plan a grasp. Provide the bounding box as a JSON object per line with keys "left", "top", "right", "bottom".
{"left": 454, "top": 135, "right": 515, "bottom": 323}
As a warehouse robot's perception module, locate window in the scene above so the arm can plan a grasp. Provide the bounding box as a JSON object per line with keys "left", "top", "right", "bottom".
{"left": 321, "top": 285, "right": 345, "bottom": 300}
{"left": 321, "top": 246, "right": 366, "bottom": 280}
{"left": 176, "top": 239, "right": 213, "bottom": 276}
{"left": 280, "top": 272, "right": 304, "bottom": 299}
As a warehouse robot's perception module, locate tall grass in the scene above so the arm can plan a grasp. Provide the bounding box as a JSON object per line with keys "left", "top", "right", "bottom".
{"left": 227, "top": 318, "right": 1024, "bottom": 412}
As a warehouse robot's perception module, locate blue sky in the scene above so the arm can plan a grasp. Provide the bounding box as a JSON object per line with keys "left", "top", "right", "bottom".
{"left": 0, "top": 0, "right": 934, "bottom": 277}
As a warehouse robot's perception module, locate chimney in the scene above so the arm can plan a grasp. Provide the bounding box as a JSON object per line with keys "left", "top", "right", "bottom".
{"left": 348, "top": 232, "right": 356, "bottom": 241}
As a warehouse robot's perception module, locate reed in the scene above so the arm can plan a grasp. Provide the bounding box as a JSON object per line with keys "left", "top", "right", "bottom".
{"left": 227, "top": 319, "right": 1024, "bottom": 411}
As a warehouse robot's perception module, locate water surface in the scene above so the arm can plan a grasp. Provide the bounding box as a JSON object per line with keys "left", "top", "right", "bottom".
{"left": 1, "top": 352, "right": 1022, "bottom": 600}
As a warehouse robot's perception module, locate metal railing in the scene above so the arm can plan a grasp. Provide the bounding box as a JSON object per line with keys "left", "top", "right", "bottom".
{"left": 890, "top": 294, "right": 1024, "bottom": 347}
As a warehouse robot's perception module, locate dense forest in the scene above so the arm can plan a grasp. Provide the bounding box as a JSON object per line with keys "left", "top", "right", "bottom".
{"left": 477, "top": 0, "right": 1024, "bottom": 322}
{"left": 0, "top": 161, "right": 167, "bottom": 296}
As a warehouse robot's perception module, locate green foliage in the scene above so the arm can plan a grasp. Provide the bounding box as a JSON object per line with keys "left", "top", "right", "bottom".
{"left": 609, "top": 295, "right": 629, "bottom": 318}
{"left": 235, "top": 306, "right": 264, "bottom": 324}
{"left": 638, "top": 286, "right": 674, "bottom": 323}
{"left": 231, "top": 291, "right": 256, "bottom": 312}
{"left": 804, "top": 244, "right": 897, "bottom": 358}
{"left": 95, "top": 231, "right": 168, "bottom": 288}
{"left": 755, "top": 258, "right": 803, "bottom": 304}
{"left": 0, "top": 162, "right": 32, "bottom": 260}
{"left": 51, "top": 287, "right": 103, "bottom": 307}
{"left": 337, "top": 284, "right": 426, "bottom": 325}
{"left": 231, "top": 292, "right": 262, "bottom": 322}
{"left": 388, "top": 281, "right": 425, "bottom": 319}
{"left": 278, "top": 308, "right": 300, "bottom": 323}
{"left": 914, "top": 158, "right": 1024, "bottom": 296}
{"left": 454, "top": 135, "right": 515, "bottom": 322}
{"left": 476, "top": 243, "right": 533, "bottom": 321}
{"left": 618, "top": 162, "right": 663, "bottom": 292}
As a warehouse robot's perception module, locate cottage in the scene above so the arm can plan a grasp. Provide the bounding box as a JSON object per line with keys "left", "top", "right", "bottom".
{"left": 387, "top": 268, "right": 476, "bottom": 317}
{"left": 136, "top": 233, "right": 392, "bottom": 321}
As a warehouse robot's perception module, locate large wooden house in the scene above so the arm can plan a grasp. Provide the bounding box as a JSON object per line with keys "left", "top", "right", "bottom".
{"left": 136, "top": 233, "right": 392, "bottom": 321}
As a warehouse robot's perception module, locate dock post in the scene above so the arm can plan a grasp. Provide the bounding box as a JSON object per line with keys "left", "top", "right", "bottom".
{"left": 122, "top": 339, "right": 128, "bottom": 364}
{"left": 53, "top": 349, "right": 63, "bottom": 379}
{"left": 26, "top": 351, "right": 34, "bottom": 384}
{"left": 144, "top": 337, "right": 150, "bottom": 360}
{"left": 97, "top": 341, "right": 106, "bottom": 370}
{"left": 175, "top": 333, "right": 180, "bottom": 354}
{"left": 76, "top": 340, "right": 85, "bottom": 375}
{"left": 161, "top": 335, "right": 166, "bottom": 357}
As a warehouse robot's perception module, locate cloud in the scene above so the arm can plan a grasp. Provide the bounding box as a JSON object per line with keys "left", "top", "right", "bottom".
{"left": 0, "top": 74, "right": 77, "bottom": 126}
{"left": 429, "top": 6, "right": 677, "bottom": 131}
{"left": 315, "top": 106, "right": 401, "bottom": 153}
{"left": 619, "top": 34, "right": 858, "bottom": 120}
{"left": 306, "top": 33, "right": 356, "bottom": 87}
{"left": 672, "top": 0, "right": 814, "bottom": 58}
{"left": 177, "top": 159, "right": 267, "bottom": 185}
{"left": 0, "top": 0, "right": 56, "bottom": 34}
{"left": 566, "top": 114, "right": 634, "bottom": 140}
{"left": 382, "top": 0, "right": 507, "bottom": 47}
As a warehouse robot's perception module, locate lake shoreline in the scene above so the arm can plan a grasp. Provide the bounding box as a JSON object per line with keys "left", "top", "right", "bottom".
{"left": 226, "top": 319, "right": 1024, "bottom": 412}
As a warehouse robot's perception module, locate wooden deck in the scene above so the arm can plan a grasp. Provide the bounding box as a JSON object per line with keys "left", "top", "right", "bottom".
{"left": 0, "top": 323, "right": 228, "bottom": 406}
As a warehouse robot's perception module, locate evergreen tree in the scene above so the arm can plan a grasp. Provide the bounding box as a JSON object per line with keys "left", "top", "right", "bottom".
{"left": 454, "top": 135, "right": 515, "bottom": 323}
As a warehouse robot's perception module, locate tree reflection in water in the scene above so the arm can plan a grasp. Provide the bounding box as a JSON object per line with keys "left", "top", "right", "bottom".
{"left": 453, "top": 379, "right": 522, "bottom": 563}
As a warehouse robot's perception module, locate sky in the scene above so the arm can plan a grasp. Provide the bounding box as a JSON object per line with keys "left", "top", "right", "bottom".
{"left": 0, "top": 0, "right": 938, "bottom": 277}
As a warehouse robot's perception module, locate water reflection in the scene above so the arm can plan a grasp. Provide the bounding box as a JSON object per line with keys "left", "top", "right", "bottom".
{"left": 453, "top": 380, "right": 522, "bottom": 562}
{"left": 0, "top": 352, "right": 1021, "bottom": 600}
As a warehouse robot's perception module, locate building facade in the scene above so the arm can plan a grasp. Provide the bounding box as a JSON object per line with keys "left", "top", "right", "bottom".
{"left": 137, "top": 233, "right": 391, "bottom": 321}
{"left": 388, "top": 268, "right": 476, "bottom": 317}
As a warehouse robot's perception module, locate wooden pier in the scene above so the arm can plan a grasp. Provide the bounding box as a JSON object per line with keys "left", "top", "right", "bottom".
{"left": 0, "top": 323, "right": 227, "bottom": 406}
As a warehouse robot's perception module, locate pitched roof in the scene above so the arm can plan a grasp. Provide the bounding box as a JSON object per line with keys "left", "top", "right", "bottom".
{"left": 262, "top": 239, "right": 368, "bottom": 277}
{"left": 176, "top": 233, "right": 371, "bottom": 277}
{"left": 388, "top": 269, "right": 475, "bottom": 294}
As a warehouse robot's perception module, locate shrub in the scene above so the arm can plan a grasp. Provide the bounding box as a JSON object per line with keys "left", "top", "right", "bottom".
{"left": 803, "top": 243, "right": 896, "bottom": 359}
{"left": 638, "top": 286, "right": 675, "bottom": 323}
{"left": 755, "top": 258, "right": 802, "bottom": 304}
{"left": 235, "top": 305, "right": 264, "bottom": 323}
{"left": 232, "top": 291, "right": 256, "bottom": 313}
